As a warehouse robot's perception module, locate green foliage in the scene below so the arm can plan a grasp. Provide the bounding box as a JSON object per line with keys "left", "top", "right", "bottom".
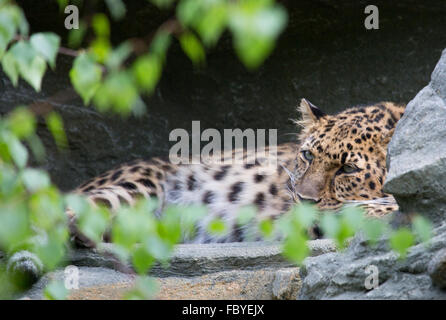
{"left": 43, "top": 280, "right": 68, "bottom": 300}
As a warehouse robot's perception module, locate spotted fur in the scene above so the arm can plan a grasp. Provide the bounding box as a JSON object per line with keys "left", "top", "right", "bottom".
{"left": 68, "top": 99, "right": 405, "bottom": 246}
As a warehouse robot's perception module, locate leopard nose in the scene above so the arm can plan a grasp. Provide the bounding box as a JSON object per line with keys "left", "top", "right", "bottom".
{"left": 296, "top": 192, "right": 321, "bottom": 204}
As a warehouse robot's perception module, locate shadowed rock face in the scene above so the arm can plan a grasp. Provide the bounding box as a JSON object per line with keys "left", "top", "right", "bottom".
{"left": 1, "top": 1, "right": 445, "bottom": 191}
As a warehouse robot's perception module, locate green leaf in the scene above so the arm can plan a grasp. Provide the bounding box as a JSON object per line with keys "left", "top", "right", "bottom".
{"left": 44, "top": 280, "right": 68, "bottom": 300}
{"left": 6, "top": 106, "right": 36, "bottom": 139}
{"left": 92, "top": 13, "right": 110, "bottom": 38}
{"left": 4, "top": 132, "right": 28, "bottom": 168}
{"left": 105, "top": 0, "right": 127, "bottom": 20}
{"left": 150, "top": 31, "right": 171, "bottom": 60}
{"left": 412, "top": 215, "right": 433, "bottom": 244}
{"left": 90, "top": 37, "right": 111, "bottom": 64}
{"left": 291, "top": 203, "right": 318, "bottom": 229}
{"left": 282, "top": 231, "right": 309, "bottom": 265}
{"left": 390, "top": 228, "right": 414, "bottom": 259}
{"left": 236, "top": 205, "right": 256, "bottom": 226}
{"left": 0, "top": 11, "right": 16, "bottom": 58}
{"left": 133, "top": 54, "right": 162, "bottom": 94}
{"left": 179, "top": 32, "right": 205, "bottom": 66}
{"left": 196, "top": 4, "right": 228, "bottom": 46}
{"left": 320, "top": 213, "right": 339, "bottom": 240}
{"left": 19, "top": 55, "right": 47, "bottom": 92}
{"left": 22, "top": 168, "right": 51, "bottom": 192}
{"left": 362, "top": 218, "right": 388, "bottom": 245}
{"left": 93, "top": 71, "right": 140, "bottom": 115}
{"left": 30, "top": 32, "right": 60, "bottom": 69}
{"left": 0, "top": 203, "right": 30, "bottom": 251}
{"left": 132, "top": 245, "right": 155, "bottom": 274}
{"left": 70, "top": 52, "right": 103, "bottom": 105}
{"left": 1, "top": 51, "right": 19, "bottom": 86}
{"left": 77, "top": 206, "right": 110, "bottom": 244}
{"left": 259, "top": 219, "right": 274, "bottom": 238}
{"left": 228, "top": 0, "right": 287, "bottom": 69}
{"left": 105, "top": 41, "right": 132, "bottom": 70}
{"left": 207, "top": 218, "right": 227, "bottom": 236}
{"left": 124, "top": 276, "right": 158, "bottom": 300}
{"left": 68, "top": 21, "right": 87, "bottom": 48}
{"left": 45, "top": 112, "right": 68, "bottom": 150}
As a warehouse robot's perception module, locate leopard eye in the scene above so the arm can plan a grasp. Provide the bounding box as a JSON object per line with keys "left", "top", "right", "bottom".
{"left": 341, "top": 164, "right": 357, "bottom": 174}
{"left": 302, "top": 150, "right": 314, "bottom": 161}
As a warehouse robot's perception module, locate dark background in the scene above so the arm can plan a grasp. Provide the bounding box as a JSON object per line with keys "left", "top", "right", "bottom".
{"left": 1, "top": 0, "right": 445, "bottom": 191}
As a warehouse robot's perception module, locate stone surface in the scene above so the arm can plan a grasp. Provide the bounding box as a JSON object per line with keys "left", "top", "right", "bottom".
{"left": 69, "top": 240, "right": 336, "bottom": 277}
{"left": 299, "top": 222, "right": 446, "bottom": 299}
{"left": 20, "top": 266, "right": 302, "bottom": 300}
{"left": 384, "top": 49, "right": 446, "bottom": 224}
{"left": 20, "top": 240, "right": 334, "bottom": 300}
{"left": 428, "top": 249, "right": 446, "bottom": 289}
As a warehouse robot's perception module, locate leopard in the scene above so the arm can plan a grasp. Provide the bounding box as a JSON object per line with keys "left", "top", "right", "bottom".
{"left": 67, "top": 99, "right": 406, "bottom": 246}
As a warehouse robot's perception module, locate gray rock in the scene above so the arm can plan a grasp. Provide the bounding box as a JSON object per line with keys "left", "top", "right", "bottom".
{"left": 384, "top": 49, "right": 446, "bottom": 224}
{"left": 299, "top": 223, "right": 446, "bottom": 299}
{"left": 428, "top": 248, "right": 446, "bottom": 289}
{"left": 69, "top": 240, "right": 336, "bottom": 277}
{"left": 272, "top": 268, "right": 301, "bottom": 300}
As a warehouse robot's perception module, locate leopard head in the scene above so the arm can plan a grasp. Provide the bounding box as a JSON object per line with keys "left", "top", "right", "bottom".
{"left": 291, "top": 98, "right": 404, "bottom": 211}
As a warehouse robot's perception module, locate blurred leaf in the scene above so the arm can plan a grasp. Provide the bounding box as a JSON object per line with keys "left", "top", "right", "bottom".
{"left": 93, "top": 71, "right": 140, "bottom": 115}
{"left": 92, "top": 13, "right": 110, "bottom": 38}
{"left": 78, "top": 206, "right": 110, "bottom": 244}
{"left": 34, "top": 227, "right": 68, "bottom": 270}
{"left": 259, "top": 218, "right": 274, "bottom": 238}
{"left": 132, "top": 54, "right": 162, "bottom": 94}
{"left": 105, "top": 41, "right": 132, "bottom": 70}
{"left": 68, "top": 21, "right": 87, "bottom": 48}
{"left": 90, "top": 37, "right": 111, "bottom": 64}
{"left": 4, "top": 132, "right": 28, "bottom": 168}
{"left": 362, "top": 218, "right": 388, "bottom": 245}
{"left": 18, "top": 55, "right": 47, "bottom": 92}
{"left": 9, "top": 41, "right": 47, "bottom": 91}
{"left": 132, "top": 245, "right": 155, "bottom": 274}
{"left": 0, "top": 203, "right": 30, "bottom": 251}
{"left": 27, "top": 134, "right": 46, "bottom": 162}
{"left": 412, "top": 215, "right": 433, "bottom": 245}
{"left": 22, "top": 168, "right": 50, "bottom": 192}
{"left": 6, "top": 106, "right": 36, "bottom": 139}
{"left": 105, "top": 0, "right": 126, "bottom": 20}
{"left": 150, "top": 31, "right": 171, "bottom": 60}
{"left": 207, "top": 218, "right": 227, "bottom": 236}
{"left": 390, "top": 228, "right": 414, "bottom": 259}
{"left": 320, "top": 213, "right": 339, "bottom": 240}
{"left": 1, "top": 51, "right": 19, "bottom": 86}
{"left": 0, "top": 11, "right": 16, "bottom": 58}
{"left": 45, "top": 112, "right": 68, "bottom": 150}
{"left": 149, "top": 0, "right": 175, "bottom": 9}
{"left": 236, "top": 205, "right": 256, "bottom": 226}
{"left": 179, "top": 32, "right": 205, "bottom": 66}
{"left": 291, "top": 203, "right": 318, "bottom": 229}
{"left": 124, "top": 276, "right": 158, "bottom": 300}
{"left": 44, "top": 280, "right": 68, "bottom": 300}
{"left": 282, "top": 231, "right": 309, "bottom": 265}
{"left": 228, "top": 0, "right": 287, "bottom": 69}
{"left": 70, "top": 52, "right": 102, "bottom": 105}
{"left": 30, "top": 32, "right": 60, "bottom": 69}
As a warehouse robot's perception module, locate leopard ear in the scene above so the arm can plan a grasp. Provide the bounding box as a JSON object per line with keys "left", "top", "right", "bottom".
{"left": 297, "top": 99, "right": 326, "bottom": 127}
